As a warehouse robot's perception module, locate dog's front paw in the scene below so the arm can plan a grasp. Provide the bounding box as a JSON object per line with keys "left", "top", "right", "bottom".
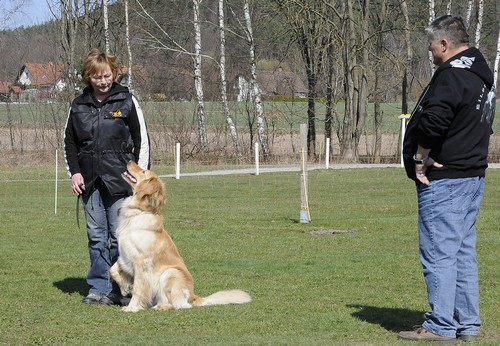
{"left": 152, "top": 303, "right": 174, "bottom": 311}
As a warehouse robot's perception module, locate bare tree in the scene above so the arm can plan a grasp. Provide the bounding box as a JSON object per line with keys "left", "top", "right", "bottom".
{"left": 103, "top": 0, "right": 110, "bottom": 53}
{"left": 60, "top": 0, "right": 79, "bottom": 95}
{"left": 372, "top": 0, "right": 387, "bottom": 163}
{"left": 82, "top": 0, "right": 91, "bottom": 51}
{"left": 494, "top": 21, "right": 500, "bottom": 88}
{"left": 218, "top": 0, "right": 240, "bottom": 157}
{"left": 475, "top": 0, "right": 484, "bottom": 49}
{"left": 124, "top": 0, "right": 133, "bottom": 92}
{"left": 0, "top": 0, "right": 23, "bottom": 29}
{"left": 446, "top": 0, "right": 452, "bottom": 14}
{"left": 352, "top": 0, "right": 370, "bottom": 161}
{"left": 465, "top": 0, "right": 473, "bottom": 26}
{"left": 193, "top": 0, "right": 208, "bottom": 152}
{"left": 243, "top": 0, "right": 268, "bottom": 158}
{"left": 401, "top": 0, "right": 412, "bottom": 115}
{"left": 428, "top": 0, "right": 436, "bottom": 73}
{"left": 267, "top": 0, "right": 331, "bottom": 159}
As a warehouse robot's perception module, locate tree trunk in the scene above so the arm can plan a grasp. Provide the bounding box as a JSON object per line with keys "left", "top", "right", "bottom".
{"left": 103, "top": 0, "right": 110, "bottom": 53}
{"left": 244, "top": 0, "right": 268, "bottom": 159}
{"left": 446, "top": 0, "right": 452, "bottom": 14}
{"left": 401, "top": 0, "right": 412, "bottom": 113}
{"left": 353, "top": 0, "right": 370, "bottom": 160}
{"left": 428, "top": 0, "right": 435, "bottom": 74}
{"left": 475, "top": 0, "right": 484, "bottom": 49}
{"left": 325, "top": 33, "right": 334, "bottom": 157}
{"left": 125, "top": 0, "right": 133, "bottom": 92}
{"left": 494, "top": 22, "right": 500, "bottom": 88}
{"left": 465, "top": 0, "right": 473, "bottom": 26}
{"left": 373, "top": 0, "right": 387, "bottom": 163}
{"left": 193, "top": 0, "right": 208, "bottom": 152}
{"left": 83, "top": 0, "right": 91, "bottom": 51}
{"left": 218, "top": 0, "right": 240, "bottom": 157}
{"left": 341, "top": 0, "right": 355, "bottom": 160}
{"left": 60, "top": 0, "right": 78, "bottom": 97}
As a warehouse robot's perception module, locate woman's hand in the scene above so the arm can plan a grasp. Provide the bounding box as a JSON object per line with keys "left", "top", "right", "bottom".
{"left": 71, "top": 173, "right": 86, "bottom": 195}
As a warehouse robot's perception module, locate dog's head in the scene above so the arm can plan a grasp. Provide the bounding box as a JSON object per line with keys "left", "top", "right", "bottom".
{"left": 123, "top": 161, "right": 166, "bottom": 213}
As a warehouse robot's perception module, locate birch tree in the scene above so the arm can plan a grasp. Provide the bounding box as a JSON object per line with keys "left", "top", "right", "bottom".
{"left": 428, "top": 0, "right": 435, "bottom": 73}
{"left": 243, "top": 0, "right": 268, "bottom": 158}
{"left": 474, "top": 0, "right": 484, "bottom": 49}
{"left": 494, "top": 22, "right": 500, "bottom": 88}
{"left": 446, "top": 0, "right": 452, "bottom": 15}
{"left": 193, "top": 0, "right": 208, "bottom": 151}
{"left": 103, "top": 0, "right": 110, "bottom": 53}
{"left": 218, "top": 0, "right": 240, "bottom": 156}
{"left": 133, "top": 0, "right": 211, "bottom": 152}
{"left": 124, "top": 0, "right": 133, "bottom": 92}
{"left": 465, "top": 0, "right": 473, "bottom": 26}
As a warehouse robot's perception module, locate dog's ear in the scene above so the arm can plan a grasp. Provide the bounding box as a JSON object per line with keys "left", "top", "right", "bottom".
{"left": 137, "top": 177, "right": 166, "bottom": 213}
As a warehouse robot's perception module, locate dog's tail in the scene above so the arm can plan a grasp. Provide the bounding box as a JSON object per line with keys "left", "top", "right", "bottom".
{"left": 192, "top": 289, "right": 251, "bottom": 307}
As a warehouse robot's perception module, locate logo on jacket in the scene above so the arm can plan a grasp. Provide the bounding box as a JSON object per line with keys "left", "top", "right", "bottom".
{"left": 450, "top": 56, "right": 475, "bottom": 69}
{"left": 481, "top": 86, "right": 496, "bottom": 124}
{"left": 111, "top": 110, "right": 122, "bottom": 117}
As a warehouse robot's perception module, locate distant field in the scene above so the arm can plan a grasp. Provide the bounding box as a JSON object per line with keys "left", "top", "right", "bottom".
{"left": 2, "top": 99, "right": 500, "bottom": 131}
{"left": 0, "top": 100, "right": 419, "bottom": 131}
{"left": 1, "top": 100, "right": 499, "bottom": 166}
{"left": 1, "top": 99, "right": 499, "bottom": 133}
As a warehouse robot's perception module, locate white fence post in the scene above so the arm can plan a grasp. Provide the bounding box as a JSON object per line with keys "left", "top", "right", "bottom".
{"left": 175, "top": 142, "right": 181, "bottom": 179}
{"left": 54, "top": 149, "right": 58, "bottom": 215}
{"left": 254, "top": 142, "right": 259, "bottom": 176}
{"left": 325, "top": 137, "right": 330, "bottom": 169}
{"left": 300, "top": 124, "right": 309, "bottom": 223}
{"left": 399, "top": 114, "right": 410, "bottom": 167}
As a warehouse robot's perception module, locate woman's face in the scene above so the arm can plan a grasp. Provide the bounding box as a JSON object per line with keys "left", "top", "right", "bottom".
{"left": 89, "top": 65, "right": 113, "bottom": 99}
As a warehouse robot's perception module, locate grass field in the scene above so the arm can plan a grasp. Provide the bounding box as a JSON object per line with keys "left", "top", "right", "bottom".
{"left": 1, "top": 167, "right": 499, "bottom": 345}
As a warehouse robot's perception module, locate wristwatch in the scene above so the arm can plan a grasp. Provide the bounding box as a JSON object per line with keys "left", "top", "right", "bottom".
{"left": 413, "top": 154, "right": 428, "bottom": 164}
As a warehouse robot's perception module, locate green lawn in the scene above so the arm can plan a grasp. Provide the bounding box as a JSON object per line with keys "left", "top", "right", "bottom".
{"left": 0, "top": 167, "right": 499, "bottom": 345}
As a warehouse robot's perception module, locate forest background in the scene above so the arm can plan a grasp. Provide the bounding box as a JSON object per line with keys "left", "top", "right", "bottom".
{"left": 0, "top": 0, "right": 499, "bottom": 166}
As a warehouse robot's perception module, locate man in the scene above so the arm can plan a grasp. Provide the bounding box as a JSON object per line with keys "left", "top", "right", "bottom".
{"left": 400, "top": 15, "right": 496, "bottom": 342}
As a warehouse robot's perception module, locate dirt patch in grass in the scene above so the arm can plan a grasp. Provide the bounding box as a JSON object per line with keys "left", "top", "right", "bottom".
{"left": 305, "top": 229, "right": 357, "bottom": 235}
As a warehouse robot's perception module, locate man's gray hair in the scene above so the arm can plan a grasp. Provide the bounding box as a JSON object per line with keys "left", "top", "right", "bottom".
{"left": 426, "top": 15, "right": 470, "bottom": 47}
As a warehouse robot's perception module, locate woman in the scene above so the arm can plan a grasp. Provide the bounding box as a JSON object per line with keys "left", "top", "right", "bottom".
{"left": 64, "top": 49, "right": 150, "bottom": 305}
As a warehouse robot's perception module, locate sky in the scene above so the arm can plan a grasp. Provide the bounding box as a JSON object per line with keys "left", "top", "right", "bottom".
{"left": 2, "top": 0, "right": 52, "bottom": 29}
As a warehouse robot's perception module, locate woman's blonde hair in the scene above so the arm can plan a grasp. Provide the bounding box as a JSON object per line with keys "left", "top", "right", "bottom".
{"left": 82, "top": 49, "right": 119, "bottom": 86}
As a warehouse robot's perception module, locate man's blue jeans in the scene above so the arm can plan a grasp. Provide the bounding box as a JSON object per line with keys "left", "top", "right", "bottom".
{"left": 417, "top": 177, "right": 484, "bottom": 338}
{"left": 82, "top": 183, "right": 125, "bottom": 296}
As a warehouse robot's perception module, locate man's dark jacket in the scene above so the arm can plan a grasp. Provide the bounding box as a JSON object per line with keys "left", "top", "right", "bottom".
{"left": 64, "top": 83, "right": 150, "bottom": 196}
{"left": 403, "top": 47, "right": 496, "bottom": 182}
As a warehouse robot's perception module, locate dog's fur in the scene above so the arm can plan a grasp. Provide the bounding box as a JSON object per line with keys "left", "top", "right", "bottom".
{"left": 110, "top": 161, "right": 251, "bottom": 312}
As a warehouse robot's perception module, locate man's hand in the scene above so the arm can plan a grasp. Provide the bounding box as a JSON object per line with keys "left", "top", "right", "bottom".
{"left": 415, "top": 158, "right": 443, "bottom": 185}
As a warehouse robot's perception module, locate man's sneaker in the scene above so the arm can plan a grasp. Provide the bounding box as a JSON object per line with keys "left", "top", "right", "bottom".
{"left": 82, "top": 293, "right": 102, "bottom": 304}
{"left": 397, "top": 327, "right": 457, "bottom": 344}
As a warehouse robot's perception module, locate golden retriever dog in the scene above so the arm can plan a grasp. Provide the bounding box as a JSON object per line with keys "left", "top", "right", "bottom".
{"left": 110, "top": 161, "right": 251, "bottom": 312}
